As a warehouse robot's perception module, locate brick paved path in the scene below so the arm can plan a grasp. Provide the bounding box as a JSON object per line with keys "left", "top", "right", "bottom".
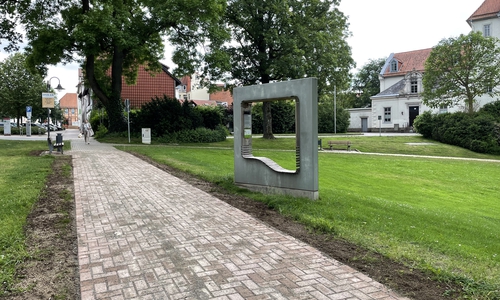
{"left": 70, "top": 136, "right": 408, "bottom": 300}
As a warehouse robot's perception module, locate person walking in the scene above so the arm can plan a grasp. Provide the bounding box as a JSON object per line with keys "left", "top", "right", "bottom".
{"left": 83, "top": 120, "right": 93, "bottom": 144}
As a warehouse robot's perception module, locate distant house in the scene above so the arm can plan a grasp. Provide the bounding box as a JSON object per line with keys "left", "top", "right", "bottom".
{"left": 77, "top": 63, "right": 181, "bottom": 127}
{"left": 348, "top": 0, "right": 499, "bottom": 132}
{"left": 59, "top": 93, "right": 78, "bottom": 128}
{"left": 178, "top": 73, "right": 233, "bottom": 107}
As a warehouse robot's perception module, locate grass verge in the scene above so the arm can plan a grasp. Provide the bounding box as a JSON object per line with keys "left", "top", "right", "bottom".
{"left": 0, "top": 140, "right": 54, "bottom": 295}
{"left": 119, "top": 136, "right": 500, "bottom": 299}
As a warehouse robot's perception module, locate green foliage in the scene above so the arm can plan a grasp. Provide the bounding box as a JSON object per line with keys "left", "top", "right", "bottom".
{"left": 125, "top": 141, "right": 500, "bottom": 298}
{"left": 158, "top": 125, "right": 227, "bottom": 143}
{"left": 317, "top": 100, "right": 350, "bottom": 133}
{"left": 414, "top": 110, "right": 500, "bottom": 154}
{"left": 222, "top": 0, "right": 354, "bottom": 137}
{"left": 351, "top": 58, "right": 386, "bottom": 108}
{"left": 135, "top": 96, "right": 202, "bottom": 136}
{"left": 251, "top": 101, "right": 296, "bottom": 134}
{"left": 479, "top": 100, "right": 500, "bottom": 122}
{"left": 93, "top": 124, "right": 108, "bottom": 139}
{"left": 20, "top": 0, "right": 229, "bottom": 132}
{"left": 423, "top": 32, "right": 500, "bottom": 114}
{"left": 0, "top": 53, "right": 47, "bottom": 121}
{"left": 0, "top": 140, "right": 53, "bottom": 295}
{"left": 197, "top": 106, "right": 224, "bottom": 130}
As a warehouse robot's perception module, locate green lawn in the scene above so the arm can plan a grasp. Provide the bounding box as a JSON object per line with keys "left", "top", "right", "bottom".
{"left": 0, "top": 140, "right": 54, "bottom": 295}
{"left": 121, "top": 136, "right": 500, "bottom": 299}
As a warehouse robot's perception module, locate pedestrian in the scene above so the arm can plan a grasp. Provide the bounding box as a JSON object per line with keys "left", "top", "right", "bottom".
{"left": 83, "top": 120, "right": 93, "bottom": 144}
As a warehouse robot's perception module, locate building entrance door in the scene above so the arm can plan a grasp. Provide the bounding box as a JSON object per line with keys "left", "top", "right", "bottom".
{"left": 409, "top": 106, "right": 419, "bottom": 127}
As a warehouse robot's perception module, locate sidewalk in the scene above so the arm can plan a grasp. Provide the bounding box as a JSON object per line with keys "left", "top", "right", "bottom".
{"left": 69, "top": 133, "right": 408, "bottom": 299}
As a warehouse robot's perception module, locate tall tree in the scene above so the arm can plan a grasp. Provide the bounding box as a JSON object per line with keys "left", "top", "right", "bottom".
{"left": 351, "top": 58, "right": 386, "bottom": 108}
{"left": 223, "top": 0, "right": 354, "bottom": 139}
{"left": 0, "top": 0, "right": 22, "bottom": 51}
{"left": 423, "top": 31, "right": 500, "bottom": 114}
{"left": 19, "top": 0, "right": 228, "bottom": 132}
{"left": 0, "top": 53, "right": 47, "bottom": 124}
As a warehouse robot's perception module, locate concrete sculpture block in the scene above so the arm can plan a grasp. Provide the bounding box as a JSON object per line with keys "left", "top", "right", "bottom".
{"left": 233, "top": 78, "right": 318, "bottom": 200}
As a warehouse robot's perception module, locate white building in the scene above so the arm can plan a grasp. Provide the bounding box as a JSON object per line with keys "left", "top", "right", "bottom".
{"left": 348, "top": 0, "right": 499, "bottom": 132}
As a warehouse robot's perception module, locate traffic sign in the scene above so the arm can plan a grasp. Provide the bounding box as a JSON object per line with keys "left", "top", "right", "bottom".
{"left": 26, "top": 106, "right": 32, "bottom": 119}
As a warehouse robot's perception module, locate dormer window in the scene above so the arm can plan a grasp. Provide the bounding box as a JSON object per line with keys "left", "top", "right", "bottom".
{"left": 411, "top": 79, "right": 418, "bottom": 93}
{"left": 390, "top": 60, "right": 398, "bottom": 72}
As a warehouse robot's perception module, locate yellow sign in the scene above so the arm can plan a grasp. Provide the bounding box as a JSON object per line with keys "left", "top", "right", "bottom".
{"left": 42, "top": 93, "right": 55, "bottom": 108}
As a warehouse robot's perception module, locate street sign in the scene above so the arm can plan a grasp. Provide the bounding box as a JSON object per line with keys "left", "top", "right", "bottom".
{"left": 42, "top": 93, "right": 55, "bottom": 108}
{"left": 26, "top": 106, "right": 32, "bottom": 119}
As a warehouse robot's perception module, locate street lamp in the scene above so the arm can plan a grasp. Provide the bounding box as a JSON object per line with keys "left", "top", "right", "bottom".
{"left": 334, "top": 85, "right": 337, "bottom": 135}
{"left": 46, "top": 77, "right": 64, "bottom": 153}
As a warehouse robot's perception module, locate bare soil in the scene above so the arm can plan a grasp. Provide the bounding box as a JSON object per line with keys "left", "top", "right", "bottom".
{"left": 4, "top": 152, "right": 465, "bottom": 299}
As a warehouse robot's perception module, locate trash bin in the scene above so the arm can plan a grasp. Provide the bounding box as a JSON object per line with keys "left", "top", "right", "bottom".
{"left": 56, "top": 133, "right": 63, "bottom": 153}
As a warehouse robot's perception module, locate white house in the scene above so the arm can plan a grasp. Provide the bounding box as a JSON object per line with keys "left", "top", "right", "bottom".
{"left": 348, "top": 0, "right": 500, "bottom": 132}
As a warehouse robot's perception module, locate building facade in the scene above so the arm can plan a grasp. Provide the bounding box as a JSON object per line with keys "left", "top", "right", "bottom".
{"left": 348, "top": 0, "right": 500, "bottom": 132}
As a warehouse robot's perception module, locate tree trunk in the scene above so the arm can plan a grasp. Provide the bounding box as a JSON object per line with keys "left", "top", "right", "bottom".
{"left": 261, "top": 75, "right": 275, "bottom": 139}
{"left": 84, "top": 49, "right": 127, "bottom": 133}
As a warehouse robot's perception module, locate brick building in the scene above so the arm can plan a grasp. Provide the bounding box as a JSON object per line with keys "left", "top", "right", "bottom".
{"left": 121, "top": 64, "right": 181, "bottom": 109}
{"left": 59, "top": 93, "right": 78, "bottom": 128}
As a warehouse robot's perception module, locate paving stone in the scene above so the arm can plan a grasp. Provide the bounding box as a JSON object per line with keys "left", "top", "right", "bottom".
{"left": 70, "top": 137, "right": 407, "bottom": 299}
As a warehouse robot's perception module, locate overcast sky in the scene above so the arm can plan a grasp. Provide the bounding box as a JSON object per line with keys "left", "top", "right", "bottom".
{"left": 0, "top": 0, "right": 486, "bottom": 95}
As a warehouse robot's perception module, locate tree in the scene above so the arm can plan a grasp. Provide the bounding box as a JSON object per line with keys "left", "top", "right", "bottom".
{"left": 223, "top": 0, "right": 354, "bottom": 139}
{"left": 0, "top": 0, "right": 22, "bottom": 51}
{"left": 19, "top": 0, "right": 228, "bottom": 132}
{"left": 423, "top": 31, "right": 500, "bottom": 114}
{"left": 351, "top": 58, "right": 386, "bottom": 108}
{"left": 0, "top": 53, "right": 47, "bottom": 125}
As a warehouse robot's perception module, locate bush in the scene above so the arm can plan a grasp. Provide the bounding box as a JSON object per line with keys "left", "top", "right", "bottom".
{"left": 135, "top": 96, "right": 203, "bottom": 137}
{"left": 413, "top": 111, "right": 434, "bottom": 138}
{"left": 158, "top": 125, "right": 227, "bottom": 143}
{"left": 479, "top": 100, "right": 500, "bottom": 122}
{"left": 197, "top": 106, "right": 224, "bottom": 130}
{"left": 93, "top": 124, "right": 108, "bottom": 139}
{"left": 413, "top": 110, "right": 500, "bottom": 154}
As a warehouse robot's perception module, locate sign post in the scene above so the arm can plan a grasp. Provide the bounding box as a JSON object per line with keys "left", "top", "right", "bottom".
{"left": 42, "top": 93, "right": 55, "bottom": 153}
{"left": 26, "top": 106, "right": 32, "bottom": 137}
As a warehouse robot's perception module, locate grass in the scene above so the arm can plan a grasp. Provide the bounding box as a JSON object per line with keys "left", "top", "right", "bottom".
{"left": 118, "top": 135, "right": 500, "bottom": 299}
{"left": 0, "top": 140, "right": 54, "bottom": 295}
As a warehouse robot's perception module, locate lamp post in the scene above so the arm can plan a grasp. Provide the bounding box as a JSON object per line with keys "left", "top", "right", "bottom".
{"left": 334, "top": 85, "right": 337, "bottom": 135}
{"left": 46, "top": 77, "right": 64, "bottom": 153}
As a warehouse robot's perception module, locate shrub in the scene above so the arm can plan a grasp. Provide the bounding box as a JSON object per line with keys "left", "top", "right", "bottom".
{"left": 196, "top": 106, "right": 224, "bottom": 130}
{"left": 93, "top": 124, "right": 108, "bottom": 139}
{"left": 413, "top": 111, "right": 434, "bottom": 138}
{"left": 158, "top": 125, "right": 227, "bottom": 143}
{"left": 135, "top": 96, "right": 203, "bottom": 137}
{"left": 479, "top": 100, "right": 500, "bottom": 122}
{"left": 413, "top": 110, "right": 500, "bottom": 154}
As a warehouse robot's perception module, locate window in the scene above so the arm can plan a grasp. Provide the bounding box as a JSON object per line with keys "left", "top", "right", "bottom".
{"left": 71, "top": 108, "right": 75, "bottom": 114}
{"left": 390, "top": 60, "right": 398, "bottom": 72}
{"left": 486, "top": 86, "right": 493, "bottom": 93}
{"left": 439, "top": 105, "right": 448, "bottom": 114}
{"left": 384, "top": 107, "right": 391, "bottom": 122}
{"left": 411, "top": 79, "right": 418, "bottom": 93}
{"left": 484, "top": 24, "right": 491, "bottom": 37}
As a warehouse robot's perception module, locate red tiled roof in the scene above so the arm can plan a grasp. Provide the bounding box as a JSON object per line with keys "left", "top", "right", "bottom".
{"left": 59, "top": 93, "right": 78, "bottom": 108}
{"left": 382, "top": 48, "right": 432, "bottom": 77}
{"left": 467, "top": 0, "right": 500, "bottom": 23}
